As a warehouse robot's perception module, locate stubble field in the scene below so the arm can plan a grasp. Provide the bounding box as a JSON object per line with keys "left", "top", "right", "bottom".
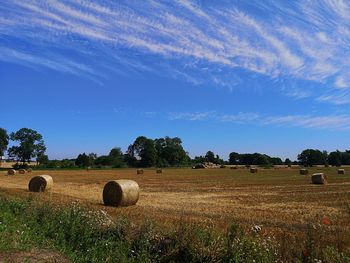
{"left": 0, "top": 167, "right": 349, "bottom": 243}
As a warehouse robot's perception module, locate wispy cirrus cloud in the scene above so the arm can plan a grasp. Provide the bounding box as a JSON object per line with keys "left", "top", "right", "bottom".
{"left": 168, "top": 111, "right": 350, "bottom": 130}
{"left": 1, "top": 0, "right": 350, "bottom": 103}
{"left": 168, "top": 111, "right": 214, "bottom": 121}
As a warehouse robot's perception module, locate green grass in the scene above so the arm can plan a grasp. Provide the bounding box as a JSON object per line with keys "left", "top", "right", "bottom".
{"left": 0, "top": 196, "right": 349, "bottom": 262}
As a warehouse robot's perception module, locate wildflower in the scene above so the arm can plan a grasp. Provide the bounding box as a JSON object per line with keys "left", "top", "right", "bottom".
{"left": 321, "top": 217, "right": 330, "bottom": 226}
{"left": 251, "top": 225, "right": 262, "bottom": 233}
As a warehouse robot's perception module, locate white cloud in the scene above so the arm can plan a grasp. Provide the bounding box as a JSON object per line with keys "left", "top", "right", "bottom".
{"left": 168, "top": 111, "right": 214, "bottom": 121}
{"left": 2, "top": 0, "right": 350, "bottom": 104}
{"left": 335, "top": 76, "right": 348, "bottom": 89}
{"left": 168, "top": 111, "right": 350, "bottom": 130}
{"left": 262, "top": 115, "right": 350, "bottom": 130}
{"left": 317, "top": 93, "right": 350, "bottom": 105}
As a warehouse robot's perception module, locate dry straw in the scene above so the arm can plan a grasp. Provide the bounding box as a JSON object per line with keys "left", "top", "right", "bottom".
{"left": 300, "top": 169, "right": 309, "bottom": 175}
{"left": 28, "top": 175, "right": 53, "bottom": 192}
{"left": 311, "top": 173, "right": 327, "bottom": 184}
{"left": 250, "top": 167, "right": 258, "bottom": 173}
{"left": 19, "top": 169, "right": 26, "bottom": 174}
{"left": 7, "top": 169, "right": 16, "bottom": 176}
{"left": 137, "top": 169, "right": 144, "bottom": 175}
{"left": 338, "top": 169, "right": 345, "bottom": 175}
{"left": 103, "top": 180, "right": 140, "bottom": 207}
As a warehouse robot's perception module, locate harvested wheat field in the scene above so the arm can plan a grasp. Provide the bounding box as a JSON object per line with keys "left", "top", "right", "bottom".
{"left": 0, "top": 167, "right": 349, "bottom": 239}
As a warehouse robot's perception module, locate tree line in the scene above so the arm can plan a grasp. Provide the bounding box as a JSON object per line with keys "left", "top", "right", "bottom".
{"left": 228, "top": 149, "right": 350, "bottom": 167}
{"left": 71, "top": 136, "right": 191, "bottom": 168}
{"left": 1, "top": 127, "right": 349, "bottom": 168}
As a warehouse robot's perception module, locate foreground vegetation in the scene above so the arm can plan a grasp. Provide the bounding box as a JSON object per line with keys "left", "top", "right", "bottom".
{"left": 0, "top": 196, "right": 349, "bottom": 262}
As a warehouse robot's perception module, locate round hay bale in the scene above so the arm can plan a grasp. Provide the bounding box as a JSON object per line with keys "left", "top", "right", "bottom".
{"left": 136, "top": 169, "right": 144, "bottom": 175}
{"left": 103, "top": 180, "right": 139, "bottom": 207}
{"left": 311, "top": 173, "right": 327, "bottom": 185}
{"left": 18, "top": 169, "right": 26, "bottom": 174}
{"left": 28, "top": 175, "right": 53, "bottom": 192}
{"left": 250, "top": 167, "right": 258, "bottom": 173}
{"left": 27, "top": 168, "right": 33, "bottom": 173}
{"left": 156, "top": 169, "right": 162, "bottom": 174}
{"left": 300, "top": 169, "right": 309, "bottom": 175}
{"left": 192, "top": 163, "right": 205, "bottom": 169}
{"left": 338, "top": 169, "right": 345, "bottom": 175}
{"left": 7, "top": 169, "right": 16, "bottom": 176}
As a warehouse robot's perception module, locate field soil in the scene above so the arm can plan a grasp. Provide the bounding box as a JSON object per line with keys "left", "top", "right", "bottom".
{"left": 0, "top": 167, "right": 349, "bottom": 240}
{"left": 0, "top": 249, "right": 70, "bottom": 263}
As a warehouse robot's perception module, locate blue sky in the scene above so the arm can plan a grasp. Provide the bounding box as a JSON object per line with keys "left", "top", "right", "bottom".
{"left": 1, "top": 0, "right": 350, "bottom": 161}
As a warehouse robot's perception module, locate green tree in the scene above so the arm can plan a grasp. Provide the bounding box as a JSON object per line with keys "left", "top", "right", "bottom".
{"left": 342, "top": 151, "right": 350, "bottom": 165}
{"left": 297, "top": 149, "right": 325, "bottom": 167}
{"left": 193, "top": 155, "right": 206, "bottom": 164}
{"left": 37, "top": 154, "right": 49, "bottom": 165}
{"left": 205, "top": 151, "right": 215, "bottom": 163}
{"left": 284, "top": 158, "right": 292, "bottom": 165}
{"left": 229, "top": 152, "right": 240, "bottom": 165}
{"left": 141, "top": 139, "right": 157, "bottom": 167}
{"left": 127, "top": 136, "right": 157, "bottom": 167}
{"left": 108, "top": 147, "right": 125, "bottom": 168}
{"left": 328, "top": 151, "right": 342, "bottom": 166}
{"left": 215, "top": 154, "right": 224, "bottom": 164}
{"left": 8, "top": 128, "right": 46, "bottom": 164}
{"left": 75, "top": 153, "right": 90, "bottom": 167}
{"left": 0, "top": 128, "right": 9, "bottom": 157}
{"left": 255, "top": 154, "right": 270, "bottom": 165}
{"left": 154, "top": 137, "right": 188, "bottom": 167}
{"left": 269, "top": 157, "right": 283, "bottom": 165}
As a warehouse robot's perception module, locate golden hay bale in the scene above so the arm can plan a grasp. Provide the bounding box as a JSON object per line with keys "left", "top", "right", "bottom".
{"left": 28, "top": 175, "right": 53, "bottom": 192}
{"left": 137, "top": 169, "right": 144, "bottom": 175}
{"left": 338, "top": 169, "right": 345, "bottom": 175}
{"left": 156, "top": 169, "right": 162, "bottom": 174}
{"left": 18, "top": 169, "right": 26, "bottom": 174}
{"left": 103, "top": 180, "right": 140, "bottom": 207}
{"left": 311, "top": 173, "right": 327, "bottom": 185}
{"left": 7, "top": 169, "right": 16, "bottom": 176}
{"left": 250, "top": 167, "right": 258, "bottom": 173}
{"left": 27, "top": 168, "right": 33, "bottom": 173}
{"left": 300, "top": 169, "right": 309, "bottom": 175}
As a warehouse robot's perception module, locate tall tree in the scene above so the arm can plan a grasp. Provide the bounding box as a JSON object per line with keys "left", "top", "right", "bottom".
{"left": 284, "top": 158, "right": 292, "bottom": 165}
{"left": 342, "top": 151, "right": 350, "bottom": 165}
{"left": 205, "top": 151, "right": 215, "bottom": 163}
{"left": 8, "top": 128, "right": 46, "bottom": 164}
{"left": 328, "top": 151, "right": 342, "bottom": 166}
{"left": 154, "top": 136, "right": 188, "bottom": 166}
{"left": 75, "top": 153, "right": 91, "bottom": 167}
{"left": 108, "top": 147, "right": 125, "bottom": 167}
{"left": 0, "top": 128, "right": 9, "bottom": 157}
{"left": 297, "top": 149, "right": 326, "bottom": 167}
{"left": 229, "top": 152, "right": 240, "bottom": 165}
{"left": 127, "top": 136, "right": 157, "bottom": 167}
{"left": 37, "top": 154, "right": 49, "bottom": 165}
